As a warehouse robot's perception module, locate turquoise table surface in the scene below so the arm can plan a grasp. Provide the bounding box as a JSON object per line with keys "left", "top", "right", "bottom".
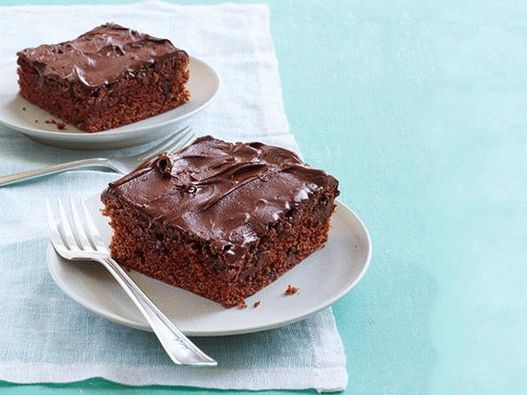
{"left": 1, "top": 0, "right": 526, "bottom": 394}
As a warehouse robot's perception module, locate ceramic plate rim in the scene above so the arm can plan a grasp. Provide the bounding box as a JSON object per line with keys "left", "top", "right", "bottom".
{"left": 47, "top": 199, "right": 372, "bottom": 336}
{"left": 0, "top": 56, "right": 219, "bottom": 140}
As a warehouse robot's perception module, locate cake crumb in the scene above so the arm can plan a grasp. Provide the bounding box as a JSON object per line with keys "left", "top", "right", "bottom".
{"left": 22, "top": 107, "right": 26, "bottom": 111}
{"left": 45, "top": 119, "right": 66, "bottom": 130}
{"left": 253, "top": 300, "right": 261, "bottom": 308}
{"left": 238, "top": 300, "right": 247, "bottom": 309}
{"left": 34, "top": 120, "right": 38, "bottom": 123}
{"left": 285, "top": 285, "right": 299, "bottom": 295}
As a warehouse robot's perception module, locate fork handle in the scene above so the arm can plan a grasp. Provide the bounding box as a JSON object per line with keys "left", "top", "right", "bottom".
{"left": 0, "top": 158, "right": 111, "bottom": 187}
{"left": 96, "top": 256, "right": 217, "bottom": 367}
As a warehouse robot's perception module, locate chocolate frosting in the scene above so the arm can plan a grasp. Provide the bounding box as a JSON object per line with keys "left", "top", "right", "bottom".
{"left": 17, "top": 23, "right": 186, "bottom": 87}
{"left": 104, "top": 136, "right": 338, "bottom": 258}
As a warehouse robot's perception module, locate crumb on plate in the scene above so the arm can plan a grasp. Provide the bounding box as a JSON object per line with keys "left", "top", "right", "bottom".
{"left": 285, "top": 285, "right": 299, "bottom": 295}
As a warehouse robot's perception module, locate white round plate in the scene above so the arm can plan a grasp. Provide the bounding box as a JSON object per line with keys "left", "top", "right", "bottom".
{"left": 0, "top": 57, "right": 219, "bottom": 150}
{"left": 47, "top": 195, "right": 371, "bottom": 336}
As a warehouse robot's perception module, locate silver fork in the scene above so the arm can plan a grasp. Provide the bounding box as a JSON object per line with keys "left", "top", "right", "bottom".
{"left": 46, "top": 197, "right": 217, "bottom": 367}
{"left": 0, "top": 126, "right": 194, "bottom": 187}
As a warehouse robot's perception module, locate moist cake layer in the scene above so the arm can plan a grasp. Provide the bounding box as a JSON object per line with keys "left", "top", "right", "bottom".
{"left": 17, "top": 24, "right": 190, "bottom": 132}
{"left": 102, "top": 136, "right": 339, "bottom": 306}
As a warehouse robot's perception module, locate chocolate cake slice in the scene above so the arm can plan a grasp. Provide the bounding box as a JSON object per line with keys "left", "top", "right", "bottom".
{"left": 101, "top": 136, "right": 339, "bottom": 307}
{"left": 17, "top": 23, "right": 190, "bottom": 132}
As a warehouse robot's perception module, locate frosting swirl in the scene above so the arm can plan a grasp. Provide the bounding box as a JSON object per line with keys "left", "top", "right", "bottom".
{"left": 104, "top": 136, "right": 339, "bottom": 257}
{"left": 17, "top": 23, "right": 187, "bottom": 88}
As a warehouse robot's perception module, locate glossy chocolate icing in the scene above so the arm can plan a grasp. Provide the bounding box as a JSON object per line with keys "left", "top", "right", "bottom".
{"left": 17, "top": 23, "right": 187, "bottom": 87}
{"left": 103, "top": 136, "right": 338, "bottom": 257}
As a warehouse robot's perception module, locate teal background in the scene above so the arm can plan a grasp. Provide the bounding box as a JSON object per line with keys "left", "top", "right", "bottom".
{"left": 1, "top": 0, "right": 526, "bottom": 394}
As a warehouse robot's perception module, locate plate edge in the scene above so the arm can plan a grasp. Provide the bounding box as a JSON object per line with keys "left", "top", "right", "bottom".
{"left": 46, "top": 200, "right": 372, "bottom": 337}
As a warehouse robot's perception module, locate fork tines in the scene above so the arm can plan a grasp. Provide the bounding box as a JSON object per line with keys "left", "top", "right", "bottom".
{"left": 135, "top": 126, "right": 195, "bottom": 163}
{"left": 46, "top": 197, "right": 108, "bottom": 259}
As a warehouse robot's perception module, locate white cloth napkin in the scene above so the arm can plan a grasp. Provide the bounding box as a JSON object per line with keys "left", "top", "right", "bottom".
{"left": 0, "top": 1, "right": 347, "bottom": 392}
